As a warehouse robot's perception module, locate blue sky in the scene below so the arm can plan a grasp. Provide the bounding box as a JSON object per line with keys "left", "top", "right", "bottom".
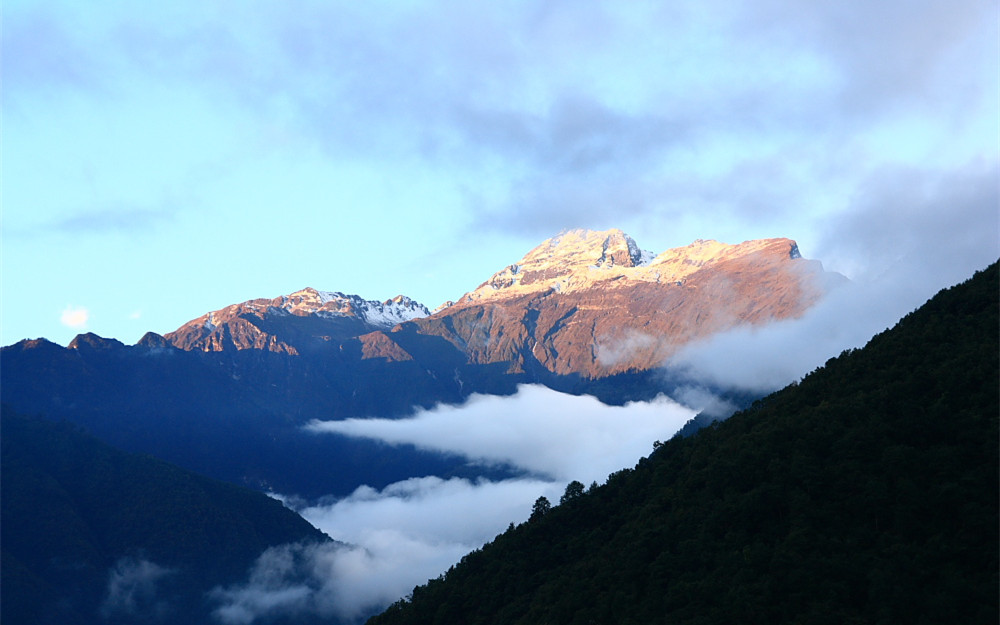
{"left": 3, "top": 0, "right": 997, "bottom": 346}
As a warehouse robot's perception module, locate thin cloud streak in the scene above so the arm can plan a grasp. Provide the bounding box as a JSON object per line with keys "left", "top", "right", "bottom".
{"left": 47, "top": 207, "right": 176, "bottom": 235}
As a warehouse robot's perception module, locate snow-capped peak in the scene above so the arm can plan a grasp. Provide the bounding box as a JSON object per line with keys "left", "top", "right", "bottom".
{"left": 283, "top": 288, "right": 430, "bottom": 327}
{"left": 182, "top": 288, "right": 430, "bottom": 335}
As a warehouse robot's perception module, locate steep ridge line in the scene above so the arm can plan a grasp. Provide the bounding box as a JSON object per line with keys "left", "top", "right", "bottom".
{"left": 132, "top": 231, "right": 842, "bottom": 380}
{"left": 367, "top": 261, "right": 999, "bottom": 625}
{"left": 406, "top": 230, "right": 842, "bottom": 377}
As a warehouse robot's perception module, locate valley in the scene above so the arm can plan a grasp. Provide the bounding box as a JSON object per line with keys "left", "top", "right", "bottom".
{"left": 3, "top": 230, "right": 994, "bottom": 624}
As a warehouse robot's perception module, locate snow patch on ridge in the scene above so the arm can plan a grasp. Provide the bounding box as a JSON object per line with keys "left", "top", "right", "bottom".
{"left": 287, "top": 290, "right": 430, "bottom": 328}
{"left": 360, "top": 296, "right": 431, "bottom": 327}
{"left": 180, "top": 289, "right": 430, "bottom": 339}
{"left": 637, "top": 248, "right": 656, "bottom": 266}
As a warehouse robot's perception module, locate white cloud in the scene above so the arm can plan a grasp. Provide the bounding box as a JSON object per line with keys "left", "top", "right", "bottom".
{"left": 670, "top": 161, "right": 1000, "bottom": 394}
{"left": 596, "top": 329, "right": 658, "bottom": 368}
{"left": 214, "top": 478, "right": 557, "bottom": 623}
{"left": 211, "top": 386, "right": 696, "bottom": 623}
{"left": 306, "top": 384, "right": 695, "bottom": 484}
{"left": 668, "top": 281, "right": 884, "bottom": 392}
{"left": 300, "top": 476, "right": 555, "bottom": 548}
{"left": 302, "top": 476, "right": 556, "bottom": 619}
{"left": 211, "top": 543, "right": 323, "bottom": 624}
{"left": 59, "top": 305, "right": 89, "bottom": 328}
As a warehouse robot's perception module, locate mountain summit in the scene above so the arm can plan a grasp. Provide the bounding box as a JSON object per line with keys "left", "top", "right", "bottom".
{"left": 458, "top": 228, "right": 653, "bottom": 304}
{"left": 457, "top": 229, "right": 806, "bottom": 304}
{"left": 159, "top": 230, "right": 836, "bottom": 373}
{"left": 407, "top": 230, "right": 840, "bottom": 377}
{"left": 159, "top": 230, "right": 840, "bottom": 374}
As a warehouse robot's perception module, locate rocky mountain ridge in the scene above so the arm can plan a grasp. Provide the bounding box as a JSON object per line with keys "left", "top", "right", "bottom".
{"left": 1, "top": 228, "right": 843, "bottom": 498}
{"left": 367, "top": 262, "right": 999, "bottom": 625}
{"left": 165, "top": 287, "right": 429, "bottom": 353}
{"left": 403, "top": 229, "right": 840, "bottom": 377}
{"left": 456, "top": 229, "right": 804, "bottom": 304}
{"left": 157, "top": 230, "right": 841, "bottom": 377}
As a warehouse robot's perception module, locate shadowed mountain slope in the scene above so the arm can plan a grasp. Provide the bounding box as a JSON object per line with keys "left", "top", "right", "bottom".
{"left": 1, "top": 411, "right": 331, "bottom": 625}
{"left": 1, "top": 232, "right": 837, "bottom": 498}
{"left": 367, "top": 261, "right": 998, "bottom": 625}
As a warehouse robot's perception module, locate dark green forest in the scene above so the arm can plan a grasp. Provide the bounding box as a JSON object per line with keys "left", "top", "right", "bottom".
{"left": 368, "top": 262, "right": 999, "bottom": 625}
{"left": 1, "top": 411, "right": 330, "bottom": 625}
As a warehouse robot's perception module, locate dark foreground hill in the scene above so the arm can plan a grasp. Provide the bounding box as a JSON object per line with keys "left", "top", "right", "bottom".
{"left": 1, "top": 411, "right": 331, "bottom": 625}
{"left": 368, "top": 262, "right": 999, "bottom": 625}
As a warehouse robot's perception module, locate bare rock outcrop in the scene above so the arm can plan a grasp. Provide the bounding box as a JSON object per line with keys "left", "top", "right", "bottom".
{"left": 406, "top": 230, "right": 840, "bottom": 377}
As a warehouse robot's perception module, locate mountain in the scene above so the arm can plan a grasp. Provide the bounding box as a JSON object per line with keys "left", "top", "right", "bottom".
{"left": 1, "top": 409, "right": 331, "bottom": 625}
{"left": 158, "top": 229, "right": 840, "bottom": 378}
{"left": 366, "top": 262, "right": 999, "bottom": 625}
{"left": 0, "top": 333, "right": 485, "bottom": 498}
{"left": 404, "top": 229, "right": 840, "bottom": 377}
{"left": 166, "top": 288, "right": 429, "bottom": 353}
{"left": 0, "top": 231, "right": 840, "bottom": 498}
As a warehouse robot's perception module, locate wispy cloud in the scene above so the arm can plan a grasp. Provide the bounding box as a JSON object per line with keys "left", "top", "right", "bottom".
{"left": 1, "top": 8, "right": 104, "bottom": 94}
{"left": 59, "top": 305, "right": 89, "bottom": 329}
{"left": 12, "top": 1, "right": 988, "bottom": 242}
{"left": 816, "top": 161, "right": 1000, "bottom": 286}
{"left": 214, "top": 478, "right": 556, "bottom": 624}
{"left": 211, "top": 542, "right": 324, "bottom": 624}
{"left": 101, "top": 557, "right": 175, "bottom": 621}
{"left": 669, "top": 163, "right": 1000, "bottom": 394}
{"left": 48, "top": 206, "right": 176, "bottom": 235}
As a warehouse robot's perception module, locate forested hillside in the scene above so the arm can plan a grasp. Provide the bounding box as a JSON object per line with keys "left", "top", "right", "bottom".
{"left": 1, "top": 412, "right": 331, "bottom": 625}
{"left": 369, "top": 262, "right": 999, "bottom": 625}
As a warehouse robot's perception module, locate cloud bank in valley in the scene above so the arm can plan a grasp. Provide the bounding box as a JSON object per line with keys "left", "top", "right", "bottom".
{"left": 212, "top": 385, "right": 694, "bottom": 623}
{"left": 213, "top": 477, "right": 558, "bottom": 623}
{"left": 306, "top": 384, "right": 695, "bottom": 483}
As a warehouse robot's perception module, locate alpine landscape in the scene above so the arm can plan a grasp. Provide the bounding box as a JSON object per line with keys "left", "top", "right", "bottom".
{"left": 3, "top": 2, "right": 997, "bottom": 625}
{"left": 3, "top": 229, "right": 997, "bottom": 623}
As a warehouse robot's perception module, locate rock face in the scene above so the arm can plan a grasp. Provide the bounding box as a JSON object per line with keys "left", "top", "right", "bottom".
{"left": 406, "top": 229, "right": 837, "bottom": 377}
{"left": 164, "top": 230, "right": 839, "bottom": 377}
{"left": 165, "top": 287, "right": 430, "bottom": 353}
